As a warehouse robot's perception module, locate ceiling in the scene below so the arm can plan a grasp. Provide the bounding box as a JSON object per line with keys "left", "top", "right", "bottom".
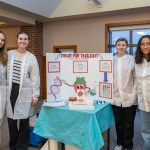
{"left": 1, "top": 0, "right": 150, "bottom": 27}
{"left": 0, "top": 0, "right": 62, "bottom": 18}
{"left": 0, "top": 0, "right": 62, "bottom": 27}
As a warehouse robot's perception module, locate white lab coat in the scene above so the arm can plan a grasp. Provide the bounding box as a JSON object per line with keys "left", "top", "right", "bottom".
{"left": 0, "top": 63, "right": 6, "bottom": 119}
{"left": 135, "top": 58, "right": 150, "bottom": 112}
{"left": 113, "top": 54, "right": 137, "bottom": 107}
{"left": 6, "top": 50, "right": 40, "bottom": 119}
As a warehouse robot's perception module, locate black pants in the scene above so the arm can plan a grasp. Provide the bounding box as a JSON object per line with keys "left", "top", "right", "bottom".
{"left": 112, "top": 105, "right": 137, "bottom": 149}
{"left": 8, "top": 83, "right": 29, "bottom": 150}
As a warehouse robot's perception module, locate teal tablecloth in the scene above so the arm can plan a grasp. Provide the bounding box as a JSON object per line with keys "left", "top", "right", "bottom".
{"left": 34, "top": 102, "right": 114, "bottom": 150}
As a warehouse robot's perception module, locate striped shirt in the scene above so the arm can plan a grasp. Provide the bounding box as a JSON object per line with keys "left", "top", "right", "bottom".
{"left": 12, "top": 60, "right": 22, "bottom": 84}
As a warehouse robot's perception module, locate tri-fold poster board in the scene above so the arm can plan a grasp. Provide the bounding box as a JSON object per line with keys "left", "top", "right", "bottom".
{"left": 45, "top": 53, "right": 113, "bottom": 108}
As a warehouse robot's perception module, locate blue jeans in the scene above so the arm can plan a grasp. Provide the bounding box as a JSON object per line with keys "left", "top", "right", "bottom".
{"left": 142, "top": 133, "right": 150, "bottom": 150}
{"left": 140, "top": 110, "right": 150, "bottom": 150}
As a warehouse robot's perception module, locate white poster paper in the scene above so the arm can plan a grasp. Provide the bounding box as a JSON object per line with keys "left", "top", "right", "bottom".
{"left": 46, "top": 53, "right": 113, "bottom": 103}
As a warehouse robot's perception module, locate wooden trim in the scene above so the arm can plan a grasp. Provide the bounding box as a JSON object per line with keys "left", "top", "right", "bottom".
{"left": 105, "top": 24, "right": 109, "bottom": 52}
{"left": 105, "top": 20, "right": 150, "bottom": 52}
{"left": 53, "top": 45, "right": 77, "bottom": 53}
{"left": 106, "top": 20, "right": 150, "bottom": 27}
{"left": 41, "top": 56, "right": 47, "bottom": 99}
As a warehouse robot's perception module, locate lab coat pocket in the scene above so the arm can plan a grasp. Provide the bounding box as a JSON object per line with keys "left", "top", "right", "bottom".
{"left": 143, "top": 83, "right": 150, "bottom": 97}
{"left": 20, "top": 87, "right": 32, "bottom": 102}
{"left": 17, "top": 88, "right": 32, "bottom": 118}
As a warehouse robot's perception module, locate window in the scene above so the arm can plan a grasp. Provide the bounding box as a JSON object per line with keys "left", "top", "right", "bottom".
{"left": 108, "top": 25, "right": 150, "bottom": 55}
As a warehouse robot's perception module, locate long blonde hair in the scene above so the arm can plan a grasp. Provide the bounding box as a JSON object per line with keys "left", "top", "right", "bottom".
{"left": 0, "top": 31, "right": 7, "bottom": 65}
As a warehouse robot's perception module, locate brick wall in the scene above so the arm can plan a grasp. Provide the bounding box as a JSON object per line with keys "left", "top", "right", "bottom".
{"left": 21, "top": 21, "right": 44, "bottom": 99}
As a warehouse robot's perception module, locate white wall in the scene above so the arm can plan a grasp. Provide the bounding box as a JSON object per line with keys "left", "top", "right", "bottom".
{"left": 43, "top": 9, "right": 150, "bottom": 54}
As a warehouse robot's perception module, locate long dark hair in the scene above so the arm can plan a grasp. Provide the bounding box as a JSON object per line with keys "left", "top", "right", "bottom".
{"left": 135, "top": 35, "right": 150, "bottom": 64}
{"left": 0, "top": 31, "right": 7, "bottom": 65}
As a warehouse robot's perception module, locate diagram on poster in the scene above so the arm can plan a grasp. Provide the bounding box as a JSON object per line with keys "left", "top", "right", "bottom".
{"left": 46, "top": 53, "right": 113, "bottom": 105}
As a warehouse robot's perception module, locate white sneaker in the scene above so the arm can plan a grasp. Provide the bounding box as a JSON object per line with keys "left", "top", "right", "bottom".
{"left": 114, "top": 145, "right": 122, "bottom": 150}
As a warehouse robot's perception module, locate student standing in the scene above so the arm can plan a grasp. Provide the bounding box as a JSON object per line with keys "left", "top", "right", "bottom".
{"left": 113, "top": 37, "right": 137, "bottom": 150}
{"left": 0, "top": 31, "right": 7, "bottom": 143}
{"left": 135, "top": 35, "right": 150, "bottom": 150}
{"left": 7, "top": 32, "right": 40, "bottom": 150}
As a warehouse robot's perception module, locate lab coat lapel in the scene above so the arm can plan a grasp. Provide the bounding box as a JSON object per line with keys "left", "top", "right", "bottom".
{"left": 9, "top": 53, "right": 15, "bottom": 93}
{"left": 19, "top": 52, "right": 27, "bottom": 94}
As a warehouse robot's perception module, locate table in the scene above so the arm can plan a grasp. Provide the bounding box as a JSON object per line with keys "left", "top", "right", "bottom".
{"left": 34, "top": 102, "right": 114, "bottom": 150}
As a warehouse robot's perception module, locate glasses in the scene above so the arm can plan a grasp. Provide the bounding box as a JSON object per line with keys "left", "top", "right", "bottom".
{"left": 141, "top": 43, "right": 150, "bottom": 48}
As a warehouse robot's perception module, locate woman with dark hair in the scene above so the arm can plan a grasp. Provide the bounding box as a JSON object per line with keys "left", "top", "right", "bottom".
{"left": 0, "top": 30, "right": 7, "bottom": 143}
{"left": 135, "top": 35, "right": 150, "bottom": 150}
{"left": 7, "top": 31, "right": 40, "bottom": 150}
{"left": 113, "top": 37, "right": 137, "bottom": 150}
